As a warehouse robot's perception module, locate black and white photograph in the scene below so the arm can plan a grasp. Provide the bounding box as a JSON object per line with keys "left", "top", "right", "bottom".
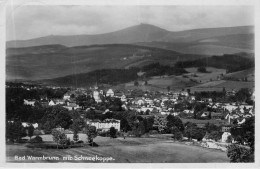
{"left": 2, "top": 0, "right": 259, "bottom": 166}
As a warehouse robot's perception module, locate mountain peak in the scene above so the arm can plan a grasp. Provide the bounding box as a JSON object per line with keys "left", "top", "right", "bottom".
{"left": 122, "top": 23, "right": 168, "bottom": 32}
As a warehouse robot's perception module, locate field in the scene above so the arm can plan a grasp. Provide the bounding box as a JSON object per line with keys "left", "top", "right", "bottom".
{"left": 184, "top": 67, "right": 226, "bottom": 83}
{"left": 224, "top": 68, "right": 254, "bottom": 81}
{"left": 120, "top": 75, "right": 198, "bottom": 92}
{"left": 189, "top": 80, "right": 254, "bottom": 92}
{"left": 6, "top": 135, "right": 229, "bottom": 163}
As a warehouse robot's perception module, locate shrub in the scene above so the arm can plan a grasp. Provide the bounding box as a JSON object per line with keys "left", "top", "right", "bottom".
{"left": 73, "top": 133, "right": 79, "bottom": 142}
{"left": 77, "top": 140, "right": 84, "bottom": 144}
{"left": 174, "top": 131, "right": 183, "bottom": 141}
{"left": 226, "top": 135, "right": 233, "bottom": 143}
{"left": 149, "top": 130, "right": 158, "bottom": 135}
{"left": 110, "top": 127, "right": 117, "bottom": 138}
{"left": 197, "top": 67, "right": 208, "bottom": 73}
{"left": 33, "top": 129, "right": 42, "bottom": 136}
{"left": 227, "top": 144, "right": 254, "bottom": 162}
{"left": 29, "top": 136, "right": 43, "bottom": 143}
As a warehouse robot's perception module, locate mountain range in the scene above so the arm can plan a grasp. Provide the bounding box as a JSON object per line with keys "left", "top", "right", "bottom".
{"left": 6, "top": 24, "right": 255, "bottom": 84}
{"left": 7, "top": 23, "right": 254, "bottom": 55}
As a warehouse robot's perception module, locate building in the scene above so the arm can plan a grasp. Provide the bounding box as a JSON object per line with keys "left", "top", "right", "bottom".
{"left": 49, "top": 99, "right": 65, "bottom": 106}
{"left": 63, "top": 102, "right": 80, "bottom": 110}
{"left": 22, "top": 122, "right": 38, "bottom": 128}
{"left": 221, "top": 132, "right": 231, "bottom": 143}
{"left": 211, "top": 112, "right": 223, "bottom": 120}
{"left": 87, "top": 119, "right": 120, "bottom": 132}
{"left": 24, "top": 99, "right": 36, "bottom": 106}
{"left": 93, "top": 90, "right": 102, "bottom": 103}
{"left": 106, "top": 89, "right": 114, "bottom": 97}
{"left": 120, "top": 95, "right": 127, "bottom": 102}
{"left": 222, "top": 126, "right": 231, "bottom": 132}
{"left": 63, "top": 93, "right": 71, "bottom": 100}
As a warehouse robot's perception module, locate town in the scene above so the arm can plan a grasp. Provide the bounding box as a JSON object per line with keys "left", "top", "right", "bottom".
{"left": 6, "top": 81, "right": 255, "bottom": 162}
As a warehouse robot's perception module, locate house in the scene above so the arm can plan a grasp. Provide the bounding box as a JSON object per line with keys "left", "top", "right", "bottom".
{"left": 63, "top": 93, "right": 71, "bottom": 100}
{"left": 140, "top": 107, "right": 154, "bottom": 113}
{"left": 211, "top": 112, "right": 223, "bottom": 120}
{"left": 24, "top": 99, "right": 36, "bottom": 106}
{"left": 136, "top": 99, "right": 145, "bottom": 106}
{"left": 93, "top": 90, "right": 102, "bottom": 103}
{"left": 48, "top": 100, "right": 56, "bottom": 106}
{"left": 87, "top": 118, "right": 120, "bottom": 132}
{"left": 180, "top": 91, "right": 189, "bottom": 97}
{"left": 22, "top": 122, "right": 38, "bottom": 128}
{"left": 189, "top": 96, "right": 196, "bottom": 101}
{"left": 40, "top": 99, "right": 49, "bottom": 107}
{"left": 221, "top": 132, "right": 231, "bottom": 143}
{"left": 106, "top": 89, "right": 114, "bottom": 97}
{"left": 222, "top": 125, "right": 231, "bottom": 132}
{"left": 49, "top": 99, "right": 65, "bottom": 106}
{"left": 120, "top": 95, "right": 127, "bottom": 102}
{"left": 201, "top": 111, "right": 210, "bottom": 117}
{"left": 63, "top": 102, "right": 80, "bottom": 110}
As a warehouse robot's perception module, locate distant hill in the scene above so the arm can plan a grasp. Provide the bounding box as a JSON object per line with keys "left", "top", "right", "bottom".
{"left": 135, "top": 32, "right": 254, "bottom": 55}
{"left": 6, "top": 24, "right": 254, "bottom": 56}
{"left": 174, "top": 54, "right": 254, "bottom": 73}
{"left": 6, "top": 44, "right": 204, "bottom": 81}
{"left": 40, "top": 63, "right": 188, "bottom": 88}
{"left": 6, "top": 24, "right": 170, "bottom": 48}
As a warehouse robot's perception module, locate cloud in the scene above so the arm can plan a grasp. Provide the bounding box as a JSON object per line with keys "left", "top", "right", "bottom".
{"left": 6, "top": 5, "right": 254, "bottom": 40}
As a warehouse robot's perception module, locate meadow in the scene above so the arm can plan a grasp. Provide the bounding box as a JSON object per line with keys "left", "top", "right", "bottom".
{"left": 6, "top": 135, "right": 229, "bottom": 163}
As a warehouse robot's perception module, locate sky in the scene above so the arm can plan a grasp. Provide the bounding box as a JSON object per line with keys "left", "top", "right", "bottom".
{"left": 6, "top": 5, "right": 254, "bottom": 41}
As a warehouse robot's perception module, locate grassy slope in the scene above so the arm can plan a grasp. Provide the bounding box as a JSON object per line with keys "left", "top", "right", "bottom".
{"left": 223, "top": 68, "right": 254, "bottom": 81}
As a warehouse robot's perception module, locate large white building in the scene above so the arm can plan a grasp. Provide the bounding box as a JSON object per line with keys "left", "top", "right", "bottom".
{"left": 87, "top": 119, "right": 120, "bottom": 131}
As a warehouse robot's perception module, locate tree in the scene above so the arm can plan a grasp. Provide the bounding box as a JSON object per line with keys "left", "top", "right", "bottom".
{"left": 205, "top": 123, "right": 221, "bottom": 133}
{"left": 166, "top": 115, "right": 184, "bottom": 133}
{"left": 27, "top": 124, "right": 34, "bottom": 140}
{"left": 167, "top": 86, "right": 170, "bottom": 92}
{"left": 110, "top": 127, "right": 117, "bottom": 138}
{"left": 134, "top": 81, "right": 139, "bottom": 86}
{"left": 137, "top": 121, "right": 146, "bottom": 137}
{"left": 71, "top": 118, "right": 85, "bottom": 142}
{"left": 226, "top": 135, "right": 233, "bottom": 143}
{"left": 51, "top": 129, "right": 68, "bottom": 149}
{"left": 171, "top": 126, "right": 183, "bottom": 141}
{"left": 230, "top": 117, "right": 254, "bottom": 147}
{"left": 6, "top": 121, "right": 27, "bottom": 143}
{"left": 144, "top": 80, "right": 148, "bottom": 85}
{"left": 54, "top": 111, "right": 73, "bottom": 129}
{"left": 41, "top": 106, "right": 72, "bottom": 133}
{"left": 70, "top": 94, "right": 75, "bottom": 99}
{"left": 187, "top": 89, "right": 191, "bottom": 95}
{"left": 206, "top": 131, "right": 222, "bottom": 142}
{"left": 184, "top": 122, "right": 205, "bottom": 141}
{"left": 235, "top": 88, "right": 251, "bottom": 103}
{"left": 85, "top": 125, "right": 97, "bottom": 146}
{"left": 153, "top": 116, "right": 167, "bottom": 133}
{"left": 76, "top": 94, "right": 87, "bottom": 108}
{"left": 143, "top": 117, "right": 154, "bottom": 133}
{"left": 197, "top": 67, "right": 208, "bottom": 73}
{"left": 227, "top": 144, "right": 254, "bottom": 162}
